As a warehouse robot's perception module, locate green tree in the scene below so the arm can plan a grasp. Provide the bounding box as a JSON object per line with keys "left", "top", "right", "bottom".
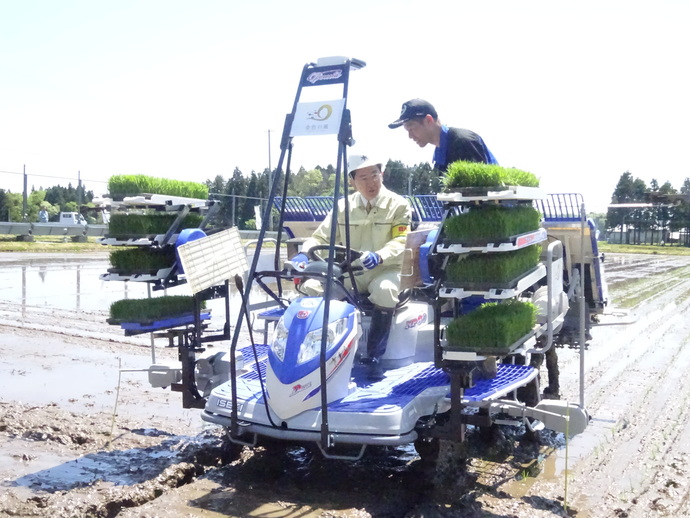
{"left": 222, "top": 167, "right": 248, "bottom": 227}
{"left": 208, "top": 175, "right": 225, "bottom": 196}
{"left": 382, "top": 160, "right": 411, "bottom": 196}
{"left": 289, "top": 168, "right": 325, "bottom": 197}
{"left": 0, "top": 189, "right": 8, "bottom": 221}
{"left": 607, "top": 171, "right": 648, "bottom": 233}
{"left": 4, "top": 192, "right": 23, "bottom": 221}
{"left": 26, "top": 190, "right": 47, "bottom": 222}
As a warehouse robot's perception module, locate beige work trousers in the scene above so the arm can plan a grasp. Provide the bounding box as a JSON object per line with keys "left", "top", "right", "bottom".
{"left": 301, "top": 266, "right": 401, "bottom": 309}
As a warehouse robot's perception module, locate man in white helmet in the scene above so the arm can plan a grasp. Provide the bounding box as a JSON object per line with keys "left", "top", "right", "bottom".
{"left": 291, "top": 154, "right": 412, "bottom": 379}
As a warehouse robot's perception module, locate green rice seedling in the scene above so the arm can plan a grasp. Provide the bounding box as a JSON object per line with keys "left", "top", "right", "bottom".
{"left": 446, "top": 245, "right": 542, "bottom": 285}
{"left": 109, "top": 247, "right": 177, "bottom": 272}
{"left": 109, "top": 295, "right": 205, "bottom": 324}
{"left": 444, "top": 205, "right": 542, "bottom": 242}
{"left": 107, "top": 174, "right": 209, "bottom": 200}
{"left": 108, "top": 212, "right": 204, "bottom": 236}
{"left": 445, "top": 300, "right": 537, "bottom": 351}
{"left": 443, "top": 161, "right": 539, "bottom": 191}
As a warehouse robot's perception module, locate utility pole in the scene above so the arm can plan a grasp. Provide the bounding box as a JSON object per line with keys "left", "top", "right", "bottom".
{"left": 231, "top": 188, "right": 236, "bottom": 227}
{"left": 77, "top": 171, "right": 82, "bottom": 209}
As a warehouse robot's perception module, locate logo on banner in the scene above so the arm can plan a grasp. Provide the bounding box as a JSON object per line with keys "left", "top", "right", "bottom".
{"left": 306, "top": 69, "right": 343, "bottom": 84}
{"left": 291, "top": 99, "right": 345, "bottom": 137}
{"left": 307, "top": 104, "right": 333, "bottom": 122}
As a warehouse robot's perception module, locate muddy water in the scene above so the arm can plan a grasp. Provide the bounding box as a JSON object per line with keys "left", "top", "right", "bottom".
{"left": 5, "top": 251, "right": 690, "bottom": 517}
{"left": 602, "top": 252, "right": 690, "bottom": 289}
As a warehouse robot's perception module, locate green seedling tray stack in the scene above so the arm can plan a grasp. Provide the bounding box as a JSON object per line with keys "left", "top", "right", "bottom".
{"left": 445, "top": 244, "right": 542, "bottom": 288}
{"left": 108, "top": 295, "right": 205, "bottom": 325}
{"left": 108, "top": 174, "right": 208, "bottom": 201}
{"left": 445, "top": 300, "right": 537, "bottom": 354}
{"left": 443, "top": 205, "right": 542, "bottom": 245}
{"left": 107, "top": 212, "right": 204, "bottom": 238}
{"left": 108, "top": 247, "right": 178, "bottom": 275}
{"left": 442, "top": 161, "right": 539, "bottom": 193}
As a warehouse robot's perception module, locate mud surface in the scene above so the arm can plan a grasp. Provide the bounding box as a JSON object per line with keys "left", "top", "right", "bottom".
{"left": 2, "top": 253, "right": 690, "bottom": 517}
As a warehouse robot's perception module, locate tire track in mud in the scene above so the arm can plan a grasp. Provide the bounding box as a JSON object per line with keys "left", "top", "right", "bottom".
{"left": 531, "top": 261, "right": 690, "bottom": 517}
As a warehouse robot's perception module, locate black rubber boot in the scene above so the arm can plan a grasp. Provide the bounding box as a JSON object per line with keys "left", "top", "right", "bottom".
{"left": 363, "top": 309, "right": 394, "bottom": 380}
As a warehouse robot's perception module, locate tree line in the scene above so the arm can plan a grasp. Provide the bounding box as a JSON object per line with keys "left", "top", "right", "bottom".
{"left": 205, "top": 161, "right": 442, "bottom": 229}
{"left": 3, "top": 166, "right": 690, "bottom": 247}
{"left": 605, "top": 171, "right": 690, "bottom": 245}
{"left": 0, "top": 183, "right": 95, "bottom": 223}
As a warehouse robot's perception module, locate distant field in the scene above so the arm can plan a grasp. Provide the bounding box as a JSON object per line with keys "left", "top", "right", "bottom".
{"left": 0, "top": 235, "right": 106, "bottom": 253}
{"left": 597, "top": 241, "right": 690, "bottom": 256}
{"left": 2, "top": 234, "right": 690, "bottom": 256}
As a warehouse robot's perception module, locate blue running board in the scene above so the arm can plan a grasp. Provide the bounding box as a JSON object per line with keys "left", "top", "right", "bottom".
{"left": 232, "top": 345, "right": 536, "bottom": 410}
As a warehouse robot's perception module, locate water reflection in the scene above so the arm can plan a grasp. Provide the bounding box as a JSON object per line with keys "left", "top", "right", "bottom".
{"left": 0, "top": 251, "right": 290, "bottom": 320}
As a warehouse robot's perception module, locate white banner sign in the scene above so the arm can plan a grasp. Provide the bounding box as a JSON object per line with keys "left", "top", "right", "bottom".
{"left": 254, "top": 205, "right": 262, "bottom": 229}
{"left": 290, "top": 99, "right": 345, "bottom": 137}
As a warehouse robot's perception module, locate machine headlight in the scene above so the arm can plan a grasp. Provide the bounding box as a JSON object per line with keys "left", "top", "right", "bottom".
{"left": 297, "top": 317, "right": 348, "bottom": 364}
{"left": 270, "top": 318, "right": 289, "bottom": 361}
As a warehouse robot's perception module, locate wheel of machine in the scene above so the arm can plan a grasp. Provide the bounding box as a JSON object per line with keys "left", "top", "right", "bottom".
{"left": 414, "top": 437, "right": 440, "bottom": 463}
{"left": 219, "top": 434, "right": 244, "bottom": 464}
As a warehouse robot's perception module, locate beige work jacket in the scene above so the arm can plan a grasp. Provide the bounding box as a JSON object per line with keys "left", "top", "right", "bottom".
{"left": 302, "top": 186, "right": 412, "bottom": 267}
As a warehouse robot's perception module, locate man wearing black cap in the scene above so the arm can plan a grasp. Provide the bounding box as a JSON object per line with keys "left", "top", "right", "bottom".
{"left": 388, "top": 98, "right": 498, "bottom": 172}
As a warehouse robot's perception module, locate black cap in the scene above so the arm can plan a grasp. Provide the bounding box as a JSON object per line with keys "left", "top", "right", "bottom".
{"left": 388, "top": 99, "right": 437, "bottom": 129}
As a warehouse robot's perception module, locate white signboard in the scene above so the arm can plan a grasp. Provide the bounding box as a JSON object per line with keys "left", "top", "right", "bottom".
{"left": 290, "top": 99, "right": 345, "bottom": 137}
{"left": 254, "top": 204, "right": 263, "bottom": 229}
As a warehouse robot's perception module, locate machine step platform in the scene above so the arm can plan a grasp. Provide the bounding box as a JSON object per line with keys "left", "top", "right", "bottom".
{"left": 230, "top": 345, "right": 536, "bottom": 410}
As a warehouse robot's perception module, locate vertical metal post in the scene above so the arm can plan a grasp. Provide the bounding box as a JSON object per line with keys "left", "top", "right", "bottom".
{"left": 148, "top": 283, "right": 156, "bottom": 364}
{"left": 267, "top": 129, "right": 273, "bottom": 231}
{"left": 579, "top": 203, "right": 586, "bottom": 408}
{"left": 22, "top": 165, "right": 28, "bottom": 221}
{"left": 231, "top": 190, "right": 236, "bottom": 227}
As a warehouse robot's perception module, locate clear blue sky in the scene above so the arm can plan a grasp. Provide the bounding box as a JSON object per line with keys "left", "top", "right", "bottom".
{"left": 1, "top": 0, "right": 688, "bottom": 212}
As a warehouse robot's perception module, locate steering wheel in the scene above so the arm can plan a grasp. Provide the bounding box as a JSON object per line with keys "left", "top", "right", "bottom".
{"left": 307, "top": 244, "right": 363, "bottom": 273}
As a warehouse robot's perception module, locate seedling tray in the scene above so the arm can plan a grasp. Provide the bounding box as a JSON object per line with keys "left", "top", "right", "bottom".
{"left": 111, "top": 311, "right": 211, "bottom": 335}
{"left": 442, "top": 327, "right": 539, "bottom": 359}
{"left": 437, "top": 185, "right": 545, "bottom": 203}
{"left": 443, "top": 264, "right": 545, "bottom": 291}
{"left": 438, "top": 228, "right": 547, "bottom": 254}
{"left": 99, "top": 235, "right": 170, "bottom": 246}
{"left": 439, "top": 264, "right": 546, "bottom": 300}
{"left": 100, "top": 266, "right": 176, "bottom": 283}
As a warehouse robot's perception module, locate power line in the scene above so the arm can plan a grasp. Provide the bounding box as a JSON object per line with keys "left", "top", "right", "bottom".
{"left": 1, "top": 169, "right": 108, "bottom": 185}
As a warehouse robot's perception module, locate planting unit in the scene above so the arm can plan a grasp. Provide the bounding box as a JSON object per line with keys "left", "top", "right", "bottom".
{"left": 420, "top": 178, "right": 570, "bottom": 443}
{"left": 97, "top": 190, "right": 251, "bottom": 407}
{"left": 100, "top": 194, "right": 221, "bottom": 343}
{"left": 99, "top": 195, "right": 218, "bottom": 288}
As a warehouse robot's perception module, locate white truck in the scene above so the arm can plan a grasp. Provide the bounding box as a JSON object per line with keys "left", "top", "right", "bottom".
{"left": 59, "top": 212, "right": 87, "bottom": 225}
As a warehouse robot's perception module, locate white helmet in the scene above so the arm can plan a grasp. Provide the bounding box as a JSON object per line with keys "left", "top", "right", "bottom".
{"left": 347, "top": 154, "right": 384, "bottom": 177}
